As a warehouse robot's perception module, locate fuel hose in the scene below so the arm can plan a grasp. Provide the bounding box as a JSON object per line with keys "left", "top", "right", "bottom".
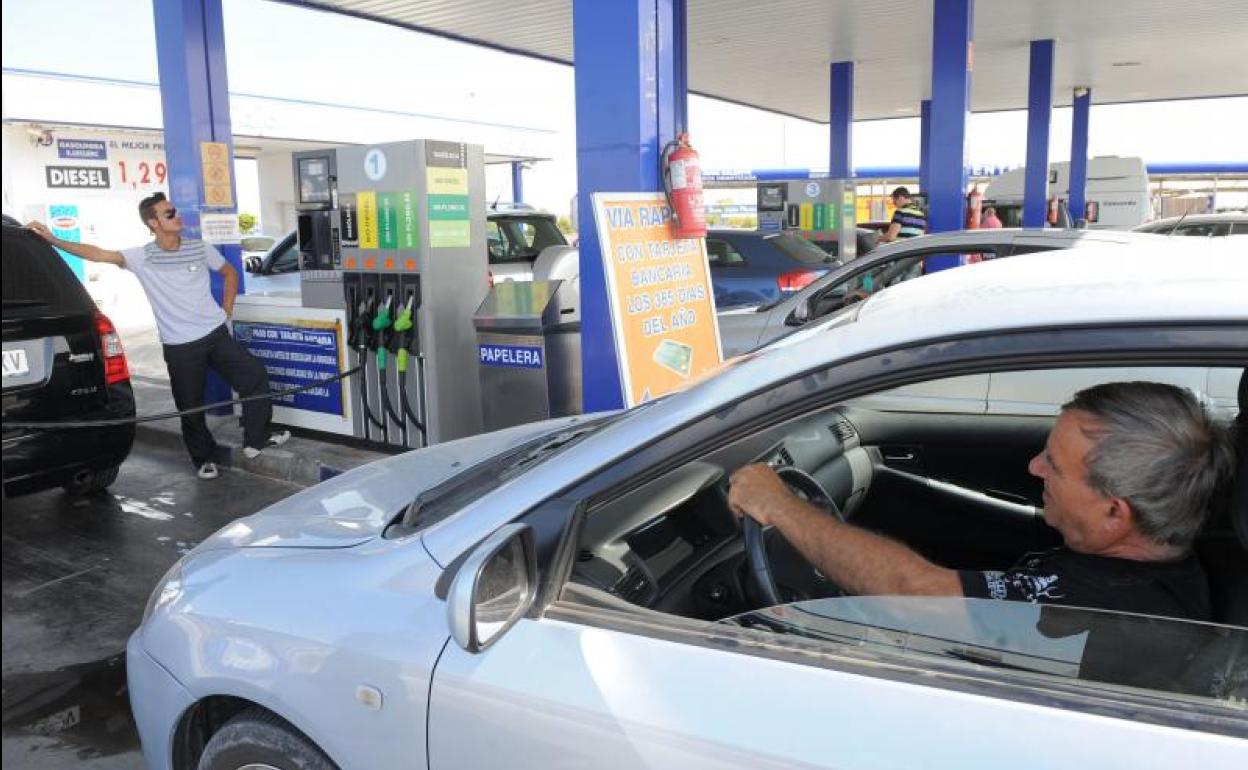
{"left": 2, "top": 365, "right": 362, "bottom": 430}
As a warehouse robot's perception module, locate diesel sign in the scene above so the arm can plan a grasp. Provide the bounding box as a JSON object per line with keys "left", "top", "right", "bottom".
{"left": 46, "top": 166, "right": 111, "bottom": 189}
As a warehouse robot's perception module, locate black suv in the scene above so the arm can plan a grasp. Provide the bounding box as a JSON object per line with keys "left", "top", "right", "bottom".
{"left": 2, "top": 219, "right": 136, "bottom": 497}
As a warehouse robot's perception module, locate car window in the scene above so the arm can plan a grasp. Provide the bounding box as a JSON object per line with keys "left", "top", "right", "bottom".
{"left": 1232, "top": 222, "right": 1248, "bottom": 235}
{"left": 766, "top": 231, "right": 834, "bottom": 265}
{"left": 486, "top": 220, "right": 507, "bottom": 264}
{"left": 809, "top": 249, "right": 1002, "bottom": 319}
{"left": 728, "top": 597, "right": 1246, "bottom": 706}
{"left": 268, "top": 239, "right": 300, "bottom": 274}
{"left": 2, "top": 228, "right": 95, "bottom": 319}
{"left": 1175, "top": 223, "right": 1227, "bottom": 237}
{"left": 706, "top": 238, "right": 747, "bottom": 267}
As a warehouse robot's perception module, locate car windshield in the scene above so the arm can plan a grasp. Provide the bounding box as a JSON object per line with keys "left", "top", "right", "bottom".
{"left": 765, "top": 231, "right": 836, "bottom": 265}
{"left": 725, "top": 596, "right": 1247, "bottom": 705}
{"left": 394, "top": 409, "right": 634, "bottom": 533}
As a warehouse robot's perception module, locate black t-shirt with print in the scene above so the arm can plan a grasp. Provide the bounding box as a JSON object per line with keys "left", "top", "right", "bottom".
{"left": 958, "top": 547, "right": 1212, "bottom": 622}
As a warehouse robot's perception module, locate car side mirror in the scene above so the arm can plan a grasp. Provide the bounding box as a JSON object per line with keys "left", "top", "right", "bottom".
{"left": 447, "top": 523, "right": 538, "bottom": 653}
{"left": 786, "top": 299, "right": 811, "bottom": 327}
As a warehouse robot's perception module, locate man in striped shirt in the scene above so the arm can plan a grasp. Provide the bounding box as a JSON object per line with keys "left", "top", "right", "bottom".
{"left": 879, "top": 186, "right": 928, "bottom": 243}
{"left": 29, "top": 193, "right": 288, "bottom": 480}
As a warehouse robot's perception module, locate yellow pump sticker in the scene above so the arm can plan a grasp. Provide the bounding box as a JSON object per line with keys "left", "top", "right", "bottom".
{"left": 358, "top": 191, "right": 379, "bottom": 249}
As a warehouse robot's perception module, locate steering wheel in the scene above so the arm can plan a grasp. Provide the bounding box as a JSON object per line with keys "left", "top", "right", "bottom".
{"left": 742, "top": 466, "right": 844, "bottom": 607}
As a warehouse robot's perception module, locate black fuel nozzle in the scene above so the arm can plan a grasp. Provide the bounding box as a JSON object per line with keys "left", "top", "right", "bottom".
{"left": 349, "top": 291, "right": 376, "bottom": 351}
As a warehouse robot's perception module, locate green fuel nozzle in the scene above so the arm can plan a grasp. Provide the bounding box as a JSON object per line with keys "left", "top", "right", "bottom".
{"left": 394, "top": 294, "right": 416, "bottom": 373}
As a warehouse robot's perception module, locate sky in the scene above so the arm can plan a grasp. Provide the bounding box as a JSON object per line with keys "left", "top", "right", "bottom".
{"left": 3, "top": 0, "right": 1247, "bottom": 217}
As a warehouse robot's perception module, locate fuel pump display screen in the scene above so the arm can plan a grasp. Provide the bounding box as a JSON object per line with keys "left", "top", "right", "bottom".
{"left": 298, "top": 157, "right": 332, "bottom": 205}
{"left": 759, "top": 185, "right": 786, "bottom": 211}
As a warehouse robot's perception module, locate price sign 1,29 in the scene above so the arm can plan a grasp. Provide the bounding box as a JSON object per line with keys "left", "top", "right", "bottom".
{"left": 116, "top": 160, "right": 168, "bottom": 187}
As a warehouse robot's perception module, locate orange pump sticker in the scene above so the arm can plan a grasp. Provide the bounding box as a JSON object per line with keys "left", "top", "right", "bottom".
{"left": 591, "top": 192, "right": 722, "bottom": 407}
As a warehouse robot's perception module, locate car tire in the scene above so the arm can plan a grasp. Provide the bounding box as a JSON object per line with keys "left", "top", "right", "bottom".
{"left": 63, "top": 465, "right": 120, "bottom": 497}
{"left": 198, "top": 708, "right": 339, "bottom": 770}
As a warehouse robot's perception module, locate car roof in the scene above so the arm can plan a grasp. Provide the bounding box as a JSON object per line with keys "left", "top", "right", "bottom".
{"left": 1137, "top": 213, "right": 1248, "bottom": 228}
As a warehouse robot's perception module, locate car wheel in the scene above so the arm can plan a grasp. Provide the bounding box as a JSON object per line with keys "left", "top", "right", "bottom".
{"left": 63, "top": 465, "right": 120, "bottom": 496}
{"left": 198, "top": 708, "right": 339, "bottom": 770}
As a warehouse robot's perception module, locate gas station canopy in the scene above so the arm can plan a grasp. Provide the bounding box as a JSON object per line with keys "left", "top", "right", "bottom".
{"left": 288, "top": 0, "right": 1248, "bottom": 121}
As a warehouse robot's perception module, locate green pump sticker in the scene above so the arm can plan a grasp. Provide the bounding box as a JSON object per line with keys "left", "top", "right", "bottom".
{"left": 378, "top": 192, "right": 398, "bottom": 249}
{"left": 399, "top": 190, "right": 419, "bottom": 249}
{"left": 428, "top": 193, "right": 470, "bottom": 248}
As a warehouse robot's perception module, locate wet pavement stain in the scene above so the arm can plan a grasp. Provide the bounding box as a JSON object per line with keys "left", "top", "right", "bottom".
{"left": 1, "top": 654, "right": 138, "bottom": 759}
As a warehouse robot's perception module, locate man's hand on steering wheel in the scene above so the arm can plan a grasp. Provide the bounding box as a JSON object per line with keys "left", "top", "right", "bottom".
{"left": 727, "top": 463, "right": 795, "bottom": 526}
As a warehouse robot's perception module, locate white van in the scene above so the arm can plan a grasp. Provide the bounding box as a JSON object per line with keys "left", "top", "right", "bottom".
{"left": 984, "top": 156, "right": 1151, "bottom": 230}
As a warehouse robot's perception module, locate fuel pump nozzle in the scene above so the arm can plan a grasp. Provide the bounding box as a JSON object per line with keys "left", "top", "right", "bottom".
{"left": 393, "top": 292, "right": 426, "bottom": 443}
{"left": 371, "top": 292, "right": 404, "bottom": 433}
{"left": 347, "top": 288, "right": 385, "bottom": 436}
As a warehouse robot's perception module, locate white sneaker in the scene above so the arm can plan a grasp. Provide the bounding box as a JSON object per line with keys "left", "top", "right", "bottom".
{"left": 243, "top": 430, "right": 291, "bottom": 459}
{"left": 197, "top": 462, "right": 219, "bottom": 480}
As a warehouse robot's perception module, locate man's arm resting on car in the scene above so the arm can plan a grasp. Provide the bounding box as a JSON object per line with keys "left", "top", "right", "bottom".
{"left": 729, "top": 463, "right": 962, "bottom": 597}
{"left": 25, "top": 221, "right": 124, "bottom": 266}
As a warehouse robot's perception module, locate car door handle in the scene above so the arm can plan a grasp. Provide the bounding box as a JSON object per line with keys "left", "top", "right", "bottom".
{"left": 882, "top": 449, "right": 917, "bottom": 462}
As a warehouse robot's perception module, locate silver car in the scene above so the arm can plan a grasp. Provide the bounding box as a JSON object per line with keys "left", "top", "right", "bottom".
{"left": 129, "top": 241, "right": 1247, "bottom": 769}
{"left": 717, "top": 228, "right": 1174, "bottom": 357}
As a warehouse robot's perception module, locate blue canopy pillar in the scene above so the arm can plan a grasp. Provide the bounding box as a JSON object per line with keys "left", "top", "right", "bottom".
{"left": 153, "top": 0, "right": 241, "bottom": 413}
{"left": 511, "top": 162, "right": 524, "bottom": 204}
{"left": 572, "top": 0, "right": 686, "bottom": 411}
{"left": 1068, "top": 87, "right": 1092, "bottom": 226}
{"left": 926, "top": 0, "right": 974, "bottom": 274}
{"left": 829, "top": 62, "right": 854, "bottom": 179}
{"left": 1023, "top": 39, "right": 1055, "bottom": 228}
{"left": 919, "top": 99, "right": 932, "bottom": 194}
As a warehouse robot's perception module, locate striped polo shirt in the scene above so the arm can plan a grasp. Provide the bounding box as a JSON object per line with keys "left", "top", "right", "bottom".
{"left": 121, "top": 238, "right": 227, "bottom": 345}
{"left": 890, "top": 205, "right": 928, "bottom": 238}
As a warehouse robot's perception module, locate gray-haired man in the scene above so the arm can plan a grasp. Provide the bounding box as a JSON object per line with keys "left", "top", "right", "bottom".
{"left": 729, "top": 381, "right": 1233, "bottom": 621}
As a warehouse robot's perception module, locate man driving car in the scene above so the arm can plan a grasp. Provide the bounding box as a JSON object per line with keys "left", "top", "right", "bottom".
{"left": 728, "top": 381, "right": 1233, "bottom": 621}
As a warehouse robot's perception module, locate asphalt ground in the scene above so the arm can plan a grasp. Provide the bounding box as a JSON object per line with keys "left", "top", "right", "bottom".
{"left": 2, "top": 442, "right": 304, "bottom": 768}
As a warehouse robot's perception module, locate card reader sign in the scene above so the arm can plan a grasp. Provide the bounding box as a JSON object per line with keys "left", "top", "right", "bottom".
{"left": 479, "top": 344, "right": 543, "bottom": 369}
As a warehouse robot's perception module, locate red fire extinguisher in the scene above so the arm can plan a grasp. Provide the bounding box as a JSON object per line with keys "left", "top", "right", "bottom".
{"left": 965, "top": 184, "right": 983, "bottom": 230}
{"left": 662, "top": 132, "right": 707, "bottom": 239}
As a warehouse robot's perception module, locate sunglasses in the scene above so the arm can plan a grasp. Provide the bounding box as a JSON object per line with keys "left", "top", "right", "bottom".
{"left": 160, "top": 208, "right": 179, "bottom": 220}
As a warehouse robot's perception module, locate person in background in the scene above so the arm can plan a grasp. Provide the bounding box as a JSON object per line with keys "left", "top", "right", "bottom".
{"left": 981, "top": 206, "right": 1004, "bottom": 229}
{"left": 878, "top": 186, "right": 927, "bottom": 243}
{"left": 27, "top": 193, "right": 289, "bottom": 480}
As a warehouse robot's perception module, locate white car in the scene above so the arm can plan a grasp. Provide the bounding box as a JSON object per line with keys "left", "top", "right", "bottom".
{"left": 129, "top": 240, "right": 1247, "bottom": 770}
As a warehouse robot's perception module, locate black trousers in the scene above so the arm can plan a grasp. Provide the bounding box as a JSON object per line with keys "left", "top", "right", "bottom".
{"left": 162, "top": 325, "right": 271, "bottom": 465}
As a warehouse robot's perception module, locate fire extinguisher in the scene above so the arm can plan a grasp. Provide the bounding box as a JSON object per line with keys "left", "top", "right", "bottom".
{"left": 661, "top": 132, "right": 707, "bottom": 239}
{"left": 965, "top": 184, "right": 983, "bottom": 230}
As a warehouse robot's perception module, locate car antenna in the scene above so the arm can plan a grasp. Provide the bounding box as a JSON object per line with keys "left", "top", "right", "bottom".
{"left": 1168, "top": 212, "right": 1188, "bottom": 236}
{"left": 490, "top": 191, "right": 502, "bottom": 211}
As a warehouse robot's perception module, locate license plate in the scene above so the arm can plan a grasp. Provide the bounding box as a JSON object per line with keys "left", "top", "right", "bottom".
{"left": 2, "top": 348, "right": 30, "bottom": 378}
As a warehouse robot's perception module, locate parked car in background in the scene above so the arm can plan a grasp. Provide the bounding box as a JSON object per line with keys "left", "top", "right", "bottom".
{"left": 717, "top": 228, "right": 1173, "bottom": 357}
{"left": 706, "top": 228, "right": 840, "bottom": 308}
{"left": 985, "top": 156, "right": 1150, "bottom": 229}
{"left": 128, "top": 242, "right": 1246, "bottom": 769}
{"left": 2, "top": 220, "right": 135, "bottom": 497}
{"left": 486, "top": 204, "right": 569, "bottom": 283}
{"left": 242, "top": 230, "right": 300, "bottom": 295}
{"left": 1133, "top": 213, "right": 1248, "bottom": 237}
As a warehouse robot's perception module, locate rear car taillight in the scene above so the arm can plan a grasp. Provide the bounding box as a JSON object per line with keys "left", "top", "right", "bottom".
{"left": 777, "top": 270, "right": 820, "bottom": 293}
{"left": 95, "top": 311, "right": 130, "bottom": 386}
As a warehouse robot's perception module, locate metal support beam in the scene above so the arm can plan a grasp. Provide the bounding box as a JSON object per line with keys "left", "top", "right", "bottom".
{"left": 829, "top": 62, "right": 854, "bottom": 179}
{"left": 1023, "top": 39, "right": 1055, "bottom": 228}
{"left": 919, "top": 99, "right": 932, "bottom": 193}
{"left": 153, "top": 0, "right": 241, "bottom": 413}
{"left": 511, "top": 161, "right": 524, "bottom": 204}
{"left": 926, "top": 0, "right": 974, "bottom": 275}
{"left": 572, "top": 0, "right": 685, "bottom": 411}
{"left": 1068, "top": 87, "right": 1092, "bottom": 226}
